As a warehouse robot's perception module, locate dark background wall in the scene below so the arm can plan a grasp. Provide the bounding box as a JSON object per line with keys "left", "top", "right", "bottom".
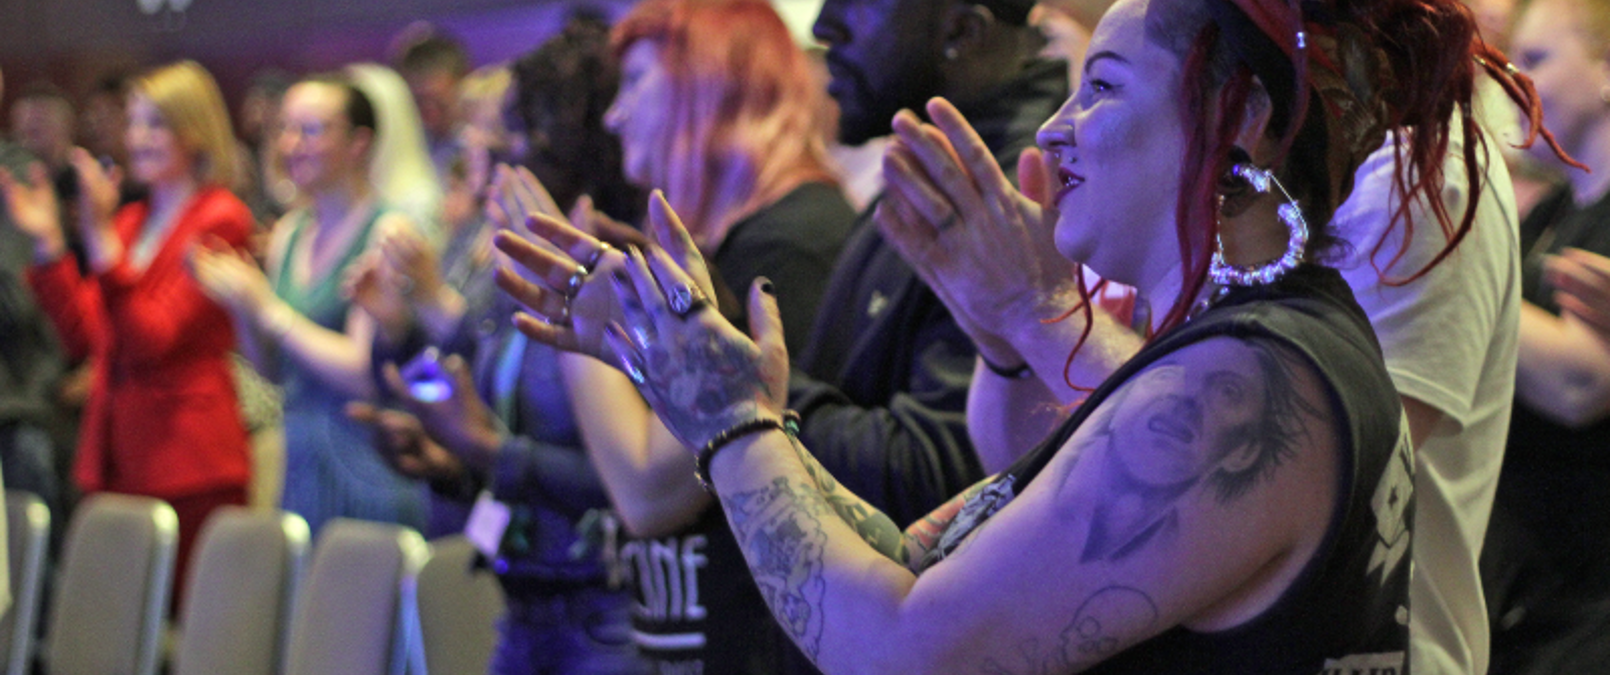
{"left": 0, "top": 0, "right": 633, "bottom": 120}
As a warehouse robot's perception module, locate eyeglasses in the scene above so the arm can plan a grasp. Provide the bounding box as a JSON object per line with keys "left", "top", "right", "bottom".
{"left": 273, "top": 118, "right": 349, "bottom": 141}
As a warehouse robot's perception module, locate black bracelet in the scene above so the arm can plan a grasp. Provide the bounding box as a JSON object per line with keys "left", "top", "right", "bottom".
{"left": 696, "top": 410, "right": 802, "bottom": 494}
{"left": 980, "top": 354, "right": 1033, "bottom": 379}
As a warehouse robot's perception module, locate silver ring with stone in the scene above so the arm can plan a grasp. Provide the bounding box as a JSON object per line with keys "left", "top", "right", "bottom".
{"left": 667, "top": 284, "right": 706, "bottom": 319}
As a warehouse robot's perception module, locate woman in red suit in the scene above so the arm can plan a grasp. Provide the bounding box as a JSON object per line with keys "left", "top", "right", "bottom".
{"left": 1, "top": 60, "right": 252, "bottom": 593}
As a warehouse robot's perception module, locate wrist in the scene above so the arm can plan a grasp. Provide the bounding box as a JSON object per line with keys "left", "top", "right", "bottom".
{"left": 462, "top": 428, "right": 505, "bottom": 475}
{"left": 416, "top": 287, "right": 466, "bottom": 337}
{"left": 697, "top": 410, "right": 801, "bottom": 493}
{"left": 258, "top": 299, "right": 296, "bottom": 341}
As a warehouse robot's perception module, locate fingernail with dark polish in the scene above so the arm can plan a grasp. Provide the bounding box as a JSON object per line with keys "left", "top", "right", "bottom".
{"left": 759, "top": 277, "right": 775, "bottom": 295}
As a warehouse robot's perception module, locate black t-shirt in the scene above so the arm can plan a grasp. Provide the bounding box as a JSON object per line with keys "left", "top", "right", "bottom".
{"left": 712, "top": 181, "right": 855, "bottom": 357}
{"left": 921, "top": 266, "right": 1414, "bottom": 674}
{"left": 618, "top": 506, "right": 806, "bottom": 675}
{"left": 620, "top": 181, "right": 852, "bottom": 675}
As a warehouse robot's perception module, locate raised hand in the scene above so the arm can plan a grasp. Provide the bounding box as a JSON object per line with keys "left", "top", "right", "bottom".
{"left": 346, "top": 401, "right": 467, "bottom": 482}
{"left": 1549, "top": 248, "right": 1610, "bottom": 343}
{"left": 341, "top": 250, "right": 412, "bottom": 343}
{"left": 486, "top": 163, "right": 565, "bottom": 232}
{"left": 187, "top": 236, "right": 274, "bottom": 315}
{"left": 602, "top": 242, "right": 788, "bottom": 451}
{"left": 875, "top": 98, "right": 1080, "bottom": 368}
{"left": 377, "top": 225, "right": 445, "bottom": 302}
{"left": 0, "top": 162, "right": 67, "bottom": 262}
{"left": 68, "top": 148, "right": 122, "bottom": 234}
{"left": 379, "top": 353, "right": 504, "bottom": 474}
{"left": 497, "top": 191, "right": 716, "bottom": 362}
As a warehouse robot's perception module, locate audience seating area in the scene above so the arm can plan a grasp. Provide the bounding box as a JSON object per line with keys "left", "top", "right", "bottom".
{"left": 0, "top": 491, "right": 499, "bottom": 675}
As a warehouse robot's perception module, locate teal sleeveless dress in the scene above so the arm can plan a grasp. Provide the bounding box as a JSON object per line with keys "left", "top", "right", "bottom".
{"left": 272, "top": 207, "right": 427, "bottom": 536}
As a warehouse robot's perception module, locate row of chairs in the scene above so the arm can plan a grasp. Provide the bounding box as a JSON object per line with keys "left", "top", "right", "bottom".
{"left": 2, "top": 492, "right": 506, "bottom": 675}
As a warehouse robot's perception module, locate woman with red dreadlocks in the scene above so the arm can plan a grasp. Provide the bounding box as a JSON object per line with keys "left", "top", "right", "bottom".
{"left": 497, "top": 0, "right": 1564, "bottom": 672}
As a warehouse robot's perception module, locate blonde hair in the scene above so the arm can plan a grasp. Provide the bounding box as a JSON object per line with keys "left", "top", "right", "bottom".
{"left": 134, "top": 60, "right": 241, "bottom": 191}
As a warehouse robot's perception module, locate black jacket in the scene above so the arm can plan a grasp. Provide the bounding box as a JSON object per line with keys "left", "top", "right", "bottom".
{"left": 790, "top": 59, "right": 1070, "bottom": 527}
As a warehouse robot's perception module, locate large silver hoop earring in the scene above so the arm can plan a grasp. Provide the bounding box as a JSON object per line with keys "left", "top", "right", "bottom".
{"left": 1209, "top": 164, "right": 1309, "bottom": 287}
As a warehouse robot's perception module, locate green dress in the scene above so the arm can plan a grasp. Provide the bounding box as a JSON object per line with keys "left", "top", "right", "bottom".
{"left": 272, "top": 206, "right": 426, "bottom": 535}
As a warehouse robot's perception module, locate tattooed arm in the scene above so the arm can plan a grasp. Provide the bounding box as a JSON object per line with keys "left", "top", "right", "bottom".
{"left": 701, "top": 336, "right": 1348, "bottom": 674}
{"left": 558, "top": 195, "right": 1356, "bottom": 674}
{"left": 608, "top": 240, "right": 1352, "bottom": 674}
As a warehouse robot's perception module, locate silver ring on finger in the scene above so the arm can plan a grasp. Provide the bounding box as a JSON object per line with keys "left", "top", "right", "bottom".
{"left": 565, "top": 264, "right": 588, "bottom": 299}
{"left": 667, "top": 283, "right": 708, "bottom": 319}
{"left": 583, "top": 244, "right": 613, "bottom": 273}
{"left": 544, "top": 302, "right": 570, "bottom": 326}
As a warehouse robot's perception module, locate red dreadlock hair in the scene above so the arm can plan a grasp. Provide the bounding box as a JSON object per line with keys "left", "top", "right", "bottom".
{"left": 1161, "top": 0, "right": 1580, "bottom": 336}
{"left": 1054, "top": 0, "right": 1577, "bottom": 391}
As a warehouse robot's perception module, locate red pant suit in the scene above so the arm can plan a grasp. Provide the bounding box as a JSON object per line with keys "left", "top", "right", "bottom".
{"left": 28, "top": 185, "right": 253, "bottom": 594}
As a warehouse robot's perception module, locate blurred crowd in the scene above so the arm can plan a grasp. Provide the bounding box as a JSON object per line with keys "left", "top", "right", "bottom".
{"left": 4, "top": 0, "right": 1610, "bottom": 673}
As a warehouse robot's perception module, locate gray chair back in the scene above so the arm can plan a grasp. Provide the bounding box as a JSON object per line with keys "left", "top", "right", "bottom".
{"left": 417, "top": 536, "right": 503, "bottom": 675}
{"left": 1, "top": 492, "right": 48, "bottom": 675}
{"left": 283, "top": 518, "right": 426, "bottom": 675}
{"left": 45, "top": 493, "right": 177, "bottom": 675}
{"left": 173, "top": 507, "right": 309, "bottom": 675}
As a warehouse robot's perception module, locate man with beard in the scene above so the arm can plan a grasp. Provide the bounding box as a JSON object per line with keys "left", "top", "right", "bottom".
{"left": 789, "top": 0, "right": 1067, "bottom": 529}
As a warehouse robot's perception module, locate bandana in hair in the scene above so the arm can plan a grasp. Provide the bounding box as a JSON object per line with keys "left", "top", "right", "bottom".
{"left": 1208, "top": 0, "right": 1391, "bottom": 172}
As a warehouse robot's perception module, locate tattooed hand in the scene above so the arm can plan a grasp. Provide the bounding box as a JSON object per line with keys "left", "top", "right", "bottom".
{"left": 605, "top": 241, "right": 790, "bottom": 452}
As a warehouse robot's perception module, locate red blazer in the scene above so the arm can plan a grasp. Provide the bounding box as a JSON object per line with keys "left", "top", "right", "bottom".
{"left": 29, "top": 186, "right": 253, "bottom": 498}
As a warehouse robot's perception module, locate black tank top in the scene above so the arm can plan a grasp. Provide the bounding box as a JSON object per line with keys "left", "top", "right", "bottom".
{"left": 924, "top": 265, "right": 1414, "bottom": 674}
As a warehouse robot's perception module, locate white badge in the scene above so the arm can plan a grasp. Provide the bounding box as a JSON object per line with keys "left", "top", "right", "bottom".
{"left": 465, "top": 490, "right": 512, "bottom": 558}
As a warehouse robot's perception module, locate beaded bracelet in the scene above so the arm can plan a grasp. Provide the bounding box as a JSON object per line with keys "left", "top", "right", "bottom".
{"left": 695, "top": 410, "right": 802, "bottom": 494}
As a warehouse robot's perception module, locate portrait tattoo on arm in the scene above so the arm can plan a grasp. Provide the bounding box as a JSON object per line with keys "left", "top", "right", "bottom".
{"left": 1064, "top": 338, "right": 1322, "bottom": 564}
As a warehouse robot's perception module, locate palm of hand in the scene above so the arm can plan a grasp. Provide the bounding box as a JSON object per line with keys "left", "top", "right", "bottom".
{"left": 346, "top": 256, "right": 410, "bottom": 332}
{"left": 6, "top": 178, "right": 62, "bottom": 243}
{"left": 566, "top": 251, "right": 630, "bottom": 359}
{"left": 72, "top": 155, "right": 121, "bottom": 232}
{"left": 193, "top": 249, "right": 270, "bottom": 312}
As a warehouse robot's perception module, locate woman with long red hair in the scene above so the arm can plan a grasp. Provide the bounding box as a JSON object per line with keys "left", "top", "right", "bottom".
{"left": 497, "top": 0, "right": 857, "bottom": 672}
{"left": 506, "top": 0, "right": 1564, "bottom": 672}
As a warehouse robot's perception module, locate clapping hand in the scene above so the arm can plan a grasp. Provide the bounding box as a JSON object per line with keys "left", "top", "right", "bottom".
{"left": 68, "top": 148, "right": 122, "bottom": 236}
{"left": 345, "top": 401, "right": 466, "bottom": 483}
{"left": 187, "top": 235, "right": 274, "bottom": 316}
{"left": 341, "top": 250, "right": 412, "bottom": 342}
{"left": 876, "top": 97, "right": 1079, "bottom": 369}
{"left": 495, "top": 190, "right": 715, "bottom": 363}
{"left": 1548, "top": 248, "right": 1610, "bottom": 343}
{"left": 602, "top": 239, "right": 789, "bottom": 451}
{"left": 0, "top": 162, "right": 66, "bottom": 263}
{"left": 375, "top": 353, "right": 504, "bottom": 474}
